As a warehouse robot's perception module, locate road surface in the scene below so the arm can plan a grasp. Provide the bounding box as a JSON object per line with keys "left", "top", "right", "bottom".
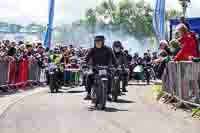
{"left": 0, "top": 84, "right": 199, "bottom": 133}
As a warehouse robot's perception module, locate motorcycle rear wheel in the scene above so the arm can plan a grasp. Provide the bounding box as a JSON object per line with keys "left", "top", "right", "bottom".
{"left": 49, "top": 77, "right": 55, "bottom": 93}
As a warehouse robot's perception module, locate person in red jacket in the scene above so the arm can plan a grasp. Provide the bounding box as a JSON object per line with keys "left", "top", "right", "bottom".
{"left": 174, "top": 24, "right": 199, "bottom": 61}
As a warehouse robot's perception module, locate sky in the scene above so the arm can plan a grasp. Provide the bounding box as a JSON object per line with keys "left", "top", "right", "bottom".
{"left": 0, "top": 0, "right": 200, "bottom": 25}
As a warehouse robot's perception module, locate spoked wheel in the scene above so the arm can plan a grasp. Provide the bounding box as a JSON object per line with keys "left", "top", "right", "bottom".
{"left": 112, "top": 79, "right": 120, "bottom": 102}
{"left": 91, "top": 87, "right": 97, "bottom": 104}
{"left": 96, "top": 80, "right": 107, "bottom": 110}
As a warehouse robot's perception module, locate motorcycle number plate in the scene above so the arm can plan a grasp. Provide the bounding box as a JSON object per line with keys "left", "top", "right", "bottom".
{"left": 99, "top": 70, "right": 107, "bottom": 76}
{"left": 49, "top": 72, "right": 54, "bottom": 75}
{"left": 101, "top": 78, "right": 108, "bottom": 81}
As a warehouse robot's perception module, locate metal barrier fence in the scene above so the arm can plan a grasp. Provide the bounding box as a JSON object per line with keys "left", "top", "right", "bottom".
{"left": 162, "top": 61, "right": 200, "bottom": 104}
{"left": 0, "top": 56, "right": 46, "bottom": 91}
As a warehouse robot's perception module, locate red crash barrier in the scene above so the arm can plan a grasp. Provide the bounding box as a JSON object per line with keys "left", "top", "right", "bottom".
{"left": 16, "top": 58, "right": 29, "bottom": 89}
{"left": 0, "top": 56, "right": 44, "bottom": 92}
{"left": 7, "top": 57, "right": 16, "bottom": 84}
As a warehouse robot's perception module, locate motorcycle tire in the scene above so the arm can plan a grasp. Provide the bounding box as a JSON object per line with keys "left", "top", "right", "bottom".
{"left": 91, "top": 86, "right": 97, "bottom": 104}
{"left": 146, "top": 71, "right": 150, "bottom": 85}
{"left": 112, "top": 78, "right": 120, "bottom": 102}
{"left": 49, "top": 76, "right": 55, "bottom": 93}
{"left": 97, "top": 80, "right": 107, "bottom": 110}
{"left": 56, "top": 87, "right": 59, "bottom": 93}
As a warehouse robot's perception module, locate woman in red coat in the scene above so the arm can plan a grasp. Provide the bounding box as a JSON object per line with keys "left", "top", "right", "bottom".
{"left": 174, "top": 24, "right": 199, "bottom": 61}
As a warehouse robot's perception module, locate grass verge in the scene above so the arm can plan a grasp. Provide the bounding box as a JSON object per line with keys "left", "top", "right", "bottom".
{"left": 152, "top": 84, "right": 164, "bottom": 101}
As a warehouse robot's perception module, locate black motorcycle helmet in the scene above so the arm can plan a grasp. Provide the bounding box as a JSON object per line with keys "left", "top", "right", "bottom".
{"left": 113, "top": 41, "right": 122, "bottom": 53}
{"left": 95, "top": 35, "right": 105, "bottom": 41}
{"left": 94, "top": 35, "right": 105, "bottom": 48}
{"left": 144, "top": 52, "right": 148, "bottom": 56}
{"left": 124, "top": 50, "right": 129, "bottom": 55}
{"left": 113, "top": 41, "right": 122, "bottom": 48}
{"left": 53, "top": 47, "right": 60, "bottom": 54}
{"left": 152, "top": 52, "right": 157, "bottom": 56}
{"left": 134, "top": 52, "right": 139, "bottom": 57}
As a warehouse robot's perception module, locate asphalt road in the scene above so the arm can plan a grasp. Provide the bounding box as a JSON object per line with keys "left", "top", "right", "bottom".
{"left": 0, "top": 84, "right": 199, "bottom": 133}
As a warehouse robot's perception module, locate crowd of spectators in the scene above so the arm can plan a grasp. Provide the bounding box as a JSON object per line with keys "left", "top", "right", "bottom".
{"left": 0, "top": 40, "right": 88, "bottom": 67}
{"left": 154, "top": 16, "right": 200, "bottom": 78}
{"left": 0, "top": 40, "right": 47, "bottom": 64}
{"left": 0, "top": 39, "right": 88, "bottom": 86}
{"left": 1, "top": 16, "right": 199, "bottom": 81}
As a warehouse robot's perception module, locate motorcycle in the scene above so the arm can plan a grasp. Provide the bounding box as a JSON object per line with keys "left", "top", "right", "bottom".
{"left": 144, "top": 62, "right": 157, "bottom": 84}
{"left": 48, "top": 63, "right": 60, "bottom": 93}
{"left": 111, "top": 65, "right": 123, "bottom": 102}
{"left": 91, "top": 66, "right": 109, "bottom": 110}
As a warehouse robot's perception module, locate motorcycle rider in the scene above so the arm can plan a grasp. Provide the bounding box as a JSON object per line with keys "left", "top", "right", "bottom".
{"left": 143, "top": 52, "right": 151, "bottom": 65}
{"left": 48, "top": 47, "right": 62, "bottom": 85}
{"left": 84, "top": 35, "right": 115, "bottom": 100}
{"left": 143, "top": 52, "right": 152, "bottom": 84}
{"left": 49, "top": 47, "right": 62, "bottom": 65}
{"left": 112, "top": 41, "right": 128, "bottom": 92}
{"left": 124, "top": 50, "right": 132, "bottom": 64}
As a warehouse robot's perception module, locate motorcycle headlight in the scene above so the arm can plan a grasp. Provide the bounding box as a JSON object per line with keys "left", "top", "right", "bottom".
{"left": 49, "top": 72, "right": 54, "bottom": 75}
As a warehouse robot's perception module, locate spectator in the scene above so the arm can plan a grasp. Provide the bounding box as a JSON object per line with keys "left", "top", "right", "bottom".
{"left": 124, "top": 50, "right": 132, "bottom": 63}
{"left": 154, "top": 40, "right": 171, "bottom": 79}
{"left": 26, "top": 43, "right": 33, "bottom": 57}
{"left": 174, "top": 24, "right": 199, "bottom": 61}
{"left": 18, "top": 41, "right": 24, "bottom": 46}
{"left": 154, "top": 40, "right": 170, "bottom": 64}
{"left": 0, "top": 43, "right": 7, "bottom": 57}
{"left": 180, "top": 16, "right": 190, "bottom": 31}
{"left": 7, "top": 47, "right": 16, "bottom": 57}
{"left": 169, "top": 39, "right": 181, "bottom": 56}
{"left": 5, "top": 40, "right": 11, "bottom": 48}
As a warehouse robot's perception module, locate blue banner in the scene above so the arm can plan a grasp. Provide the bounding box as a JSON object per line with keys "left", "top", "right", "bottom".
{"left": 44, "top": 0, "right": 55, "bottom": 48}
{"left": 153, "top": 0, "right": 166, "bottom": 41}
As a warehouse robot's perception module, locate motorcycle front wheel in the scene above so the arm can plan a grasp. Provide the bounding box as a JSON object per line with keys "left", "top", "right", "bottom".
{"left": 97, "top": 80, "right": 107, "bottom": 110}
{"left": 112, "top": 78, "right": 120, "bottom": 102}
{"left": 49, "top": 75, "right": 55, "bottom": 93}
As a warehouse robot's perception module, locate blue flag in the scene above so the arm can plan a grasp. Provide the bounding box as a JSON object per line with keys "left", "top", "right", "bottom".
{"left": 153, "top": 0, "right": 166, "bottom": 41}
{"left": 44, "top": 0, "right": 55, "bottom": 48}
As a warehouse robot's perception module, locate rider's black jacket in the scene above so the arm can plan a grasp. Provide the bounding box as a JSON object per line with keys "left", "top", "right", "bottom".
{"left": 86, "top": 46, "right": 115, "bottom": 66}
{"left": 126, "top": 54, "right": 132, "bottom": 63}
{"left": 113, "top": 51, "right": 127, "bottom": 66}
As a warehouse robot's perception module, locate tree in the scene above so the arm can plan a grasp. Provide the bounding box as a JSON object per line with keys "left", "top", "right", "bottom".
{"left": 85, "top": 8, "right": 97, "bottom": 33}
{"left": 78, "top": 0, "right": 180, "bottom": 39}
{"left": 166, "top": 9, "right": 182, "bottom": 19}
